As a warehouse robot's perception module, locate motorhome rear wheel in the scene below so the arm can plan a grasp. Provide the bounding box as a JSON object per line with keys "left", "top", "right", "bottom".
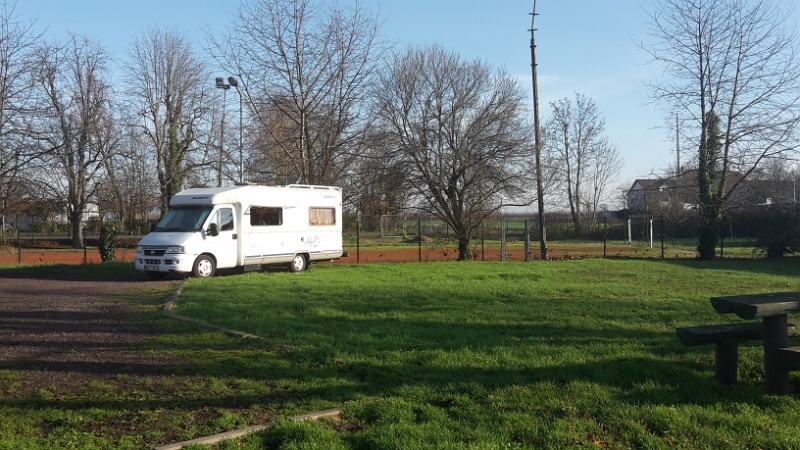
{"left": 289, "top": 254, "right": 307, "bottom": 273}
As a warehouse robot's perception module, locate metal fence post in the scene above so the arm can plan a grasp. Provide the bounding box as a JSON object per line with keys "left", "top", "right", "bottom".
{"left": 17, "top": 229, "right": 21, "bottom": 264}
{"left": 661, "top": 216, "right": 665, "bottom": 259}
{"left": 500, "top": 218, "right": 506, "bottom": 262}
{"left": 524, "top": 219, "right": 530, "bottom": 262}
{"left": 417, "top": 218, "right": 421, "bottom": 262}
{"left": 603, "top": 216, "right": 607, "bottom": 258}
{"left": 481, "top": 220, "right": 485, "bottom": 261}
{"left": 356, "top": 216, "right": 360, "bottom": 264}
{"left": 627, "top": 217, "right": 632, "bottom": 245}
{"left": 83, "top": 226, "right": 87, "bottom": 264}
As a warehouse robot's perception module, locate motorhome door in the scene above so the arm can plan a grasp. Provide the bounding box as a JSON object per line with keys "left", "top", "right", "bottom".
{"left": 207, "top": 205, "right": 238, "bottom": 269}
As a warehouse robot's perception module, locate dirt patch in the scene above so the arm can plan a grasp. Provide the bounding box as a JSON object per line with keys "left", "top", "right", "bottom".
{"left": 0, "top": 249, "right": 137, "bottom": 264}
{"left": 0, "top": 278, "right": 182, "bottom": 396}
{"left": 0, "top": 243, "right": 670, "bottom": 266}
{"left": 331, "top": 245, "right": 650, "bottom": 263}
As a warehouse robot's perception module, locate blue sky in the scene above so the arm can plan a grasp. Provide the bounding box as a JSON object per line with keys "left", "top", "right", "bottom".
{"left": 14, "top": 0, "right": 800, "bottom": 192}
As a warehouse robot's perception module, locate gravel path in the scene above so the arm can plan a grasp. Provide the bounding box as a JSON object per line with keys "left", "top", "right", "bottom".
{"left": 0, "top": 278, "right": 181, "bottom": 379}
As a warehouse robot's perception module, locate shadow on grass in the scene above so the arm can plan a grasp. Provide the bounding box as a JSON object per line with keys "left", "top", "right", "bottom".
{"left": 650, "top": 256, "right": 800, "bottom": 278}
{"left": 2, "top": 260, "right": 796, "bottom": 424}
{"left": 0, "top": 262, "right": 291, "bottom": 281}
{"left": 0, "top": 339, "right": 781, "bottom": 414}
{"left": 0, "top": 262, "right": 157, "bottom": 281}
{"left": 1, "top": 311, "right": 786, "bottom": 414}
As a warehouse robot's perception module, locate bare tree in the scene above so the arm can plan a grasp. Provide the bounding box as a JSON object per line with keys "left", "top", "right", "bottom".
{"left": 98, "top": 122, "right": 160, "bottom": 232}
{"left": 210, "top": 0, "right": 384, "bottom": 185}
{"left": 124, "top": 29, "right": 210, "bottom": 216}
{"left": 346, "top": 135, "right": 409, "bottom": 219}
{"left": 584, "top": 133, "right": 623, "bottom": 224}
{"left": 544, "top": 93, "right": 622, "bottom": 237}
{"left": 0, "top": 1, "right": 40, "bottom": 235}
{"left": 32, "top": 34, "right": 114, "bottom": 247}
{"left": 644, "top": 0, "right": 800, "bottom": 260}
{"left": 1, "top": 174, "right": 61, "bottom": 234}
{"left": 375, "top": 45, "right": 532, "bottom": 260}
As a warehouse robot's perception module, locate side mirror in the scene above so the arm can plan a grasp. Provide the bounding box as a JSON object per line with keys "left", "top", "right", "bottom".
{"left": 209, "top": 223, "right": 219, "bottom": 236}
{"left": 150, "top": 223, "right": 156, "bottom": 232}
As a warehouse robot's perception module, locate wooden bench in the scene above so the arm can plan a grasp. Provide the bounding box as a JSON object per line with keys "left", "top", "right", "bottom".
{"left": 676, "top": 320, "right": 800, "bottom": 385}
{"left": 776, "top": 346, "right": 800, "bottom": 371}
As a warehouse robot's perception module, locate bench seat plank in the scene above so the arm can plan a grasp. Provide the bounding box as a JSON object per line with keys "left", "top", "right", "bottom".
{"left": 676, "top": 320, "right": 800, "bottom": 347}
{"left": 777, "top": 346, "right": 800, "bottom": 371}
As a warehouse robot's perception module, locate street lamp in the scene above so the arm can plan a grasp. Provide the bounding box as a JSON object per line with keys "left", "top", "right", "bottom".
{"left": 227, "top": 76, "right": 244, "bottom": 184}
{"left": 215, "top": 77, "right": 230, "bottom": 187}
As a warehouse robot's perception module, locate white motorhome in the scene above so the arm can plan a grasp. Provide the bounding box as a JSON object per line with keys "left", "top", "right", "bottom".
{"left": 134, "top": 184, "right": 343, "bottom": 278}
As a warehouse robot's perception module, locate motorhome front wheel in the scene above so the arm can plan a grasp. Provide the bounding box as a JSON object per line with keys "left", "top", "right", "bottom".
{"left": 193, "top": 255, "right": 216, "bottom": 278}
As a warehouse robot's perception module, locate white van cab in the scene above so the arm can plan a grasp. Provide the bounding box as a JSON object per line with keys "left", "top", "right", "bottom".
{"left": 135, "top": 184, "right": 343, "bottom": 278}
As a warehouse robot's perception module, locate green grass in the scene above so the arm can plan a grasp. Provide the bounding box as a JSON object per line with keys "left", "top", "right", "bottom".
{"left": 0, "top": 261, "right": 144, "bottom": 279}
{"left": 3, "top": 259, "right": 800, "bottom": 449}
{"left": 169, "top": 259, "right": 800, "bottom": 449}
{"left": 344, "top": 234, "right": 768, "bottom": 259}
{"left": 0, "top": 282, "right": 277, "bottom": 450}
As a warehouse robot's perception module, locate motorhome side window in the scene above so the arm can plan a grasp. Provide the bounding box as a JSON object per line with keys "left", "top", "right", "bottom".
{"left": 210, "top": 208, "right": 234, "bottom": 231}
{"left": 220, "top": 208, "right": 234, "bottom": 230}
{"left": 249, "top": 207, "right": 282, "bottom": 226}
{"left": 309, "top": 207, "right": 335, "bottom": 226}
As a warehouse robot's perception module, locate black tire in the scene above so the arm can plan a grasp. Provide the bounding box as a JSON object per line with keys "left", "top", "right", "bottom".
{"left": 288, "top": 254, "right": 307, "bottom": 273}
{"left": 192, "top": 255, "right": 216, "bottom": 278}
{"left": 145, "top": 271, "right": 167, "bottom": 280}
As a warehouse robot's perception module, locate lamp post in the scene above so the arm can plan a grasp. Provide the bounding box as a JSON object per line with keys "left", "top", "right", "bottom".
{"left": 215, "top": 77, "right": 230, "bottom": 187}
{"left": 227, "top": 76, "right": 244, "bottom": 184}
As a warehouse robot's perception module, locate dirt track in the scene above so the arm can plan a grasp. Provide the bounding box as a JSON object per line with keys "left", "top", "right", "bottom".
{"left": 0, "top": 245, "right": 646, "bottom": 266}
{"left": 0, "top": 277, "right": 181, "bottom": 387}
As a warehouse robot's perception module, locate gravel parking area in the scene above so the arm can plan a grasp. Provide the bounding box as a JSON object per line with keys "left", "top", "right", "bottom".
{"left": 0, "top": 277, "right": 182, "bottom": 389}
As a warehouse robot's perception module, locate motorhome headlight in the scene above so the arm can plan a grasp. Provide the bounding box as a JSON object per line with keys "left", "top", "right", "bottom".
{"left": 135, "top": 245, "right": 143, "bottom": 254}
{"left": 165, "top": 246, "right": 185, "bottom": 254}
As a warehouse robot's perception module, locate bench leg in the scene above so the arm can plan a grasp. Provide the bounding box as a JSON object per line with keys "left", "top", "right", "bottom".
{"left": 715, "top": 342, "right": 738, "bottom": 385}
{"left": 763, "top": 314, "right": 791, "bottom": 395}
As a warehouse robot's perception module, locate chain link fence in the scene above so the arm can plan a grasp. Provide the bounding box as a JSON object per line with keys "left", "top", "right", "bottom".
{"left": 0, "top": 206, "right": 791, "bottom": 265}
{"left": 343, "top": 210, "right": 776, "bottom": 262}
{"left": 0, "top": 223, "right": 141, "bottom": 265}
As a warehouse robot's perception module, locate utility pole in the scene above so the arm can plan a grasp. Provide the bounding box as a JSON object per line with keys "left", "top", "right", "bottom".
{"left": 530, "top": 0, "right": 548, "bottom": 260}
{"left": 675, "top": 113, "right": 681, "bottom": 175}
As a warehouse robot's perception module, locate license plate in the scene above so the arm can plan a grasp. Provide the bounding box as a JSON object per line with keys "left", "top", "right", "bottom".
{"left": 145, "top": 265, "right": 160, "bottom": 272}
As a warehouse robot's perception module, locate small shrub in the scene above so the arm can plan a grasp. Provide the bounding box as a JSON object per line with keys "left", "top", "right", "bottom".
{"left": 755, "top": 208, "right": 800, "bottom": 259}
{"left": 98, "top": 221, "right": 118, "bottom": 262}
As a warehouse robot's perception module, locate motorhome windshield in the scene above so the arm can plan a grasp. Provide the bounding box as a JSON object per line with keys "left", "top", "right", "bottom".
{"left": 153, "top": 206, "right": 213, "bottom": 232}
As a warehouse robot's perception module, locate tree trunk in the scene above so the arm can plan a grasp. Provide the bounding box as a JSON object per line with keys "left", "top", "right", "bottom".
{"left": 457, "top": 236, "right": 473, "bottom": 261}
{"left": 70, "top": 212, "right": 83, "bottom": 249}
{"left": 696, "top": 111, "right": 722, "bottom": 261}
{"left": 697, "top": 206, "right": 720, "bottom": 261}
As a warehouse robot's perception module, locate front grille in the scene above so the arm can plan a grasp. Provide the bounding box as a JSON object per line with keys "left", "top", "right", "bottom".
{"left": 144, "top": 259, "right": 161, "bottom": 265}
{"left": 142, "top": 248, "right": 166, "bottom": 256}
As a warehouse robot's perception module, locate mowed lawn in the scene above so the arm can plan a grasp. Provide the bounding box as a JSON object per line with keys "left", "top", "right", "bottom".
{"left": 168, "top": 258, "right": 800, "bottom": 450}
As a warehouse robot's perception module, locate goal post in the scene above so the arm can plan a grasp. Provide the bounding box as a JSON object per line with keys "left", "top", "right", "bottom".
{"left": 380, "top": 214, "right": 407, "bottom": 238}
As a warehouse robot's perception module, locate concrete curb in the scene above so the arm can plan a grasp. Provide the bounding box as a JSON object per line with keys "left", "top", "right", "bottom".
{"left": 154, "top": 407, "right": 343, "bottom": 450}
{"left": 156, "top": 281, "right": 340, "bottom": 450}
{"left": 161, "top": 280, "right": 263, "bottom": 340}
